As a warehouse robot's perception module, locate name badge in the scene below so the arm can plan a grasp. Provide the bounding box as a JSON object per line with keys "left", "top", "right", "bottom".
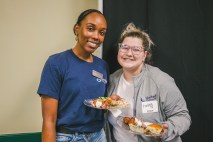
{"left": 92, "top": 70, "right": 103, "bottom": 79}
{"left": 142, "top": 100, "right": 158, "bottom": 113}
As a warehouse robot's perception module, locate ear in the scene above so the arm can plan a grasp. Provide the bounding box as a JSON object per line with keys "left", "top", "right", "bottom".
{"left": 73, "top": 24, "right": 79, "bottom": 36}
{"left": 143, "top": 51, "right": 148, "bottom": 62}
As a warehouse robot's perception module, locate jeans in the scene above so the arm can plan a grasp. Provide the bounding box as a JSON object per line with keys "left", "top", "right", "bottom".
{"left": 56, "top": 128, "right": 107, "bottom": 142}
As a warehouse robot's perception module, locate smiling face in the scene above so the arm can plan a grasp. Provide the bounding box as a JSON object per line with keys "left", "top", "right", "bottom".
{"left": 118, "top": 37, "right": 147, "bottom": 73}
{"left": 74, "top": 12, "right": 107, "bottom": 54}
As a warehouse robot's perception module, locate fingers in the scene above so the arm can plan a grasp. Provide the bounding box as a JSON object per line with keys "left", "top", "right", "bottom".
{"left": 159, "top": 123, "right": 169, "bottom": 139}
{"left": 109, "top": 94, "right": 122, "bottom": 100}
{"left": 161, "top": 123, "right": 168, "bottom": 128}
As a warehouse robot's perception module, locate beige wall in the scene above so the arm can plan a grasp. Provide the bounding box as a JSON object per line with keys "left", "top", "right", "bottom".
{"left": 0, "top": 0, "right": 98, "bottom": 134}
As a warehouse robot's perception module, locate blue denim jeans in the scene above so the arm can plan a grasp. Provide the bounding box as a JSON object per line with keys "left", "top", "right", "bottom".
{"left": 56, "top": 128, "right": 107, "bottom": 142}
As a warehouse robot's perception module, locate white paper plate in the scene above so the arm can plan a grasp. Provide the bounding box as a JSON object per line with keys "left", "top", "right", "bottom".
{"left": 116, "top": 116, "right": 162, "bottom": 137}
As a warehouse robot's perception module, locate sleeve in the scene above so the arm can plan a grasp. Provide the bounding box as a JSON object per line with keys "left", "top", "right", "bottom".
{"left": 104, "top": 62, "right": 110, "bottom": 97}
{"left": 160, "top": 78, "right": 191, "bottom": 141}
{"left": 37, "top": 57, "right": 62, "bottom": 100}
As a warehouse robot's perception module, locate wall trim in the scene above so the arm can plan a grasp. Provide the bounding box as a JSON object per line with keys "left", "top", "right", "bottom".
{"left": 0, "top": 132, "right": 41, "bottom": 142}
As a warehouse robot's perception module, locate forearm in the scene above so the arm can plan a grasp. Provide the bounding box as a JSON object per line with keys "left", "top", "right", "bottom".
{"left": 41, "top": 96, "right": 58, "bottom": 142}
{"left": 42, "top": 121, "right": 56, "bottom": 142}
{"left": 160, "top": 82, "right": 191, "bottom": 141}
{"left": 163, "top": 110, "right": 191, "bottom": 141}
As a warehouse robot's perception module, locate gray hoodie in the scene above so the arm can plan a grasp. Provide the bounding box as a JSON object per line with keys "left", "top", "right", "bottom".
{"left": 106, "top": 64, "right": 191, "bottom": 142}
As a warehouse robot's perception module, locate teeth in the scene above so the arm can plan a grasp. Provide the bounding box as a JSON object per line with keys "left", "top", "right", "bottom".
{"left": 88, "top": 42, "right": 98, "bottom": 48}
{"left": 124, "top": 59, "right": 133, "bottom": 61}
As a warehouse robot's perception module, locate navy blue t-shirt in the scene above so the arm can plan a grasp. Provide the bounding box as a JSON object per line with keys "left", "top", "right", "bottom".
{"left": 37, "top": 49, "right": 109, "bottom": 132}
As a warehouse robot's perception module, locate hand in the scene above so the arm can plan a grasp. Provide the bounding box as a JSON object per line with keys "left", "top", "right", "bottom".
{"left": 109, "top": 94, "right": 121, "bottom": 101}
{"left": 159, "top": 123, "right": 169, "bottom": 139}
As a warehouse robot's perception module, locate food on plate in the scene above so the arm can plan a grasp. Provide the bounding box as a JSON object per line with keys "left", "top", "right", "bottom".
{"left": 123, "top": 117, "right": 163, "bottom": 136}
{"left": 145, "top": 123, "right": 163, "bottom": 136}
{"left": 92, "top": 97, "right": 128, "bottom": 109}
{"left": 123, "top": 117, "right": 146, "bottom": 133}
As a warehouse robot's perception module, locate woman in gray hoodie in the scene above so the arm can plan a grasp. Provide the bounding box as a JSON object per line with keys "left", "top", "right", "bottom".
{"left": 106, "top": 23, "right": 191, "bottom": 142}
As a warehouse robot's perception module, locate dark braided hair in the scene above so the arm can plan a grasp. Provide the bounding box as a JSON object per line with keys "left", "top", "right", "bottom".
{"left": 76, "top": 9, "right": 103, "bottom": 25}
{"left": 73, "top": 9, "right": 103, "bottom": 35}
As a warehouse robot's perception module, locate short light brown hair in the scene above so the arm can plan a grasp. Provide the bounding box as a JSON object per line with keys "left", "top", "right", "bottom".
{"left": 118, "top": 23, "right": 154, "bottom": 64}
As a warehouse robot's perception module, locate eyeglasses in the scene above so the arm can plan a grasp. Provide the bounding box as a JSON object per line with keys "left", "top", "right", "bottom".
{"left": 118, "top": 43, "right": 144, "bottom": 55}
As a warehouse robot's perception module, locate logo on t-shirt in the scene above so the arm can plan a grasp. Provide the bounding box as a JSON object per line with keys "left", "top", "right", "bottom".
{"left": 97, "top": 78, "right": 107, "bottom": 84}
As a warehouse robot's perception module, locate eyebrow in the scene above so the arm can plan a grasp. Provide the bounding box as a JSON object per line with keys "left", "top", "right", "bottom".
{"left": 86, "top": 23, "right": 107, "bottom": 30}
{"left": 122, "top": 44, "right": 143, "bottom": 48}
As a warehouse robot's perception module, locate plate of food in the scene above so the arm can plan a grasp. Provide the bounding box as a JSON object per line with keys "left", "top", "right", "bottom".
{"left": 84, "top": 97, "right": 129, "bottom": 110}
{"left": 117, "top": 116, "right": 163, "bottom": 137}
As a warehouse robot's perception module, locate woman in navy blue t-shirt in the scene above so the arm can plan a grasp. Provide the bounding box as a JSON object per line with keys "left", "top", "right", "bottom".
{"left": 37, "top": 9, "right": 109, "bottom": 142}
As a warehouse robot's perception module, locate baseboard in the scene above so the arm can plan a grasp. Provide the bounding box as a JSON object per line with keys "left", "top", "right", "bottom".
{"left": 0, "top": 132, "right": 41, "bottom": 142}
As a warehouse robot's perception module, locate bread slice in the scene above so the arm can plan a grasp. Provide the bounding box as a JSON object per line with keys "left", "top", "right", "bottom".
{"left": 129, "top": 123, "right": 146, "bottom": 133}
{"left": 145, "top": 123, "right": 163, "bottom": 136}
